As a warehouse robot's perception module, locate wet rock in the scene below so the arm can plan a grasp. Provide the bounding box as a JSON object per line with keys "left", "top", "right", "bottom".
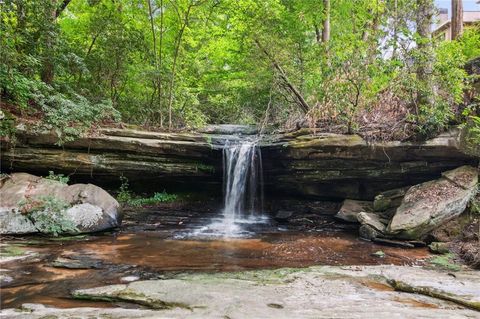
{"left": 357, "top": 212, "right": 386, "bottom": 233}
{"left": 0, "top": 210, "right": 36, "bottom": 235}
{"left": 50, "top": 256, "right": 104, "bottom": 269}
{"left": 67, "top": 265, "right": 480, "bottom": 318}
{"left": 373, "top": 187, "right": 408, "bottom": 212}
{"left": 429, "top": 242, "right": 450, "bottom": 254}
{"left": 359, "top": 224, "right": 380, "bottom": 240}
{"left": 335, "top": 200, "right": 373, "bottom": 223}
{"left": 371, "top": 250, "right": 386, "bottom": 258}
{"left": 0, "top": 244, "right": 39, "bottom": 264}
{"left": 274, "top": 210, "right": 294, "bottom": 221}
{"left": 121, "top": 276, "right": 140, "bottom": 282}
{"left": 0, "top": 173, "right": 121, "bottom": 235}
{"left": 198, "top": 124, "right": 258, "bottom": 135}
{"left": 0, "top": 273, "right": 13, "bottom": 285}
{"left": 387, "top": 166, "right": 478, "bottom": 240}
{"left": 372, "top": 238, "right": 415, "bottom": 248}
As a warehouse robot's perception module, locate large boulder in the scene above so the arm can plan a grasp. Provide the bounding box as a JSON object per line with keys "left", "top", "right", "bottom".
{"left": 0, "top": 173, "right": 121, "bottom": 235}
{"left": 0, "top": 210, "right": 37, "bottom": 234}
{"left": 387, "top": 166, "right": 478, "bottom": 240}
{"left": 335, "top": 199, "right": 373, "bottom": 223}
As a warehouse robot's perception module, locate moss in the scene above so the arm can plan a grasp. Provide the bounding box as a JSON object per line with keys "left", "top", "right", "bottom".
{"left": 427, "top": 253, "right": 461, "bottom": 271}
{"left": 180, "top": 267, "right": 308, "bottom": 285}
{"left": 47, "top": 235, "right": 89, "bottom": 241}
{"left": 0, "top": 245, "right": 26, "bottom": 257}
{"left": 287, "top": 134, "right": 364, "bottom": 149}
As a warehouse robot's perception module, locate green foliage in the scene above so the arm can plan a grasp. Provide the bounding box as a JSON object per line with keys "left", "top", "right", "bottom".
{"left": 45, "top": 171, "right": 69, "bottom": 184}
{"left": 116, "top": 175, "right": 133, "bottom": 204}
{"left": 0, "top": 245, "right": 25, "bottom": 257}
{"left": 128, "top": 192, "right": 178, "bottom": 207}
{"left": 0, "top": 110, "right": 17, "bottom": 139}
{"left": 38, "top": 93, "right": 120, "bottom": 145}
{"left": 116, "top": 175, "right": 177, "bottom": 207}
{"left": 428, "top": 253, "right": 461, "bottom": 271}
{"left": 467, "top": 116, "right": 480, "bottom": 144}
{"left": 20, "top": 195, "right": 78, "bottom": 237}
{"left": 0, "top": 0, "right": 477, "bottom": 137}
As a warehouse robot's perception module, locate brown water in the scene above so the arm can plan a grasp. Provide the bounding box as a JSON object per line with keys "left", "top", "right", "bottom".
{"left": 1, "top": 230, "right": 431, "bottom": 309}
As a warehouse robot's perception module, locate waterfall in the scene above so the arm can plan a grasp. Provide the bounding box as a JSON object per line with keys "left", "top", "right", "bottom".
{"left": 191, "top": 140, "right": 265, "bottom": 237}
{"left": 222, "top": 141, "right": 264, "bottom": 227}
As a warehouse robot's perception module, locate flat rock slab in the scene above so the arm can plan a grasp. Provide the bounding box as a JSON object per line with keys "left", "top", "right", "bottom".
{"left": 2, "top": 266, "right": 473, "bottom": 318}
{"left": 323, "top": 266, "right": 480, "bottom": 311}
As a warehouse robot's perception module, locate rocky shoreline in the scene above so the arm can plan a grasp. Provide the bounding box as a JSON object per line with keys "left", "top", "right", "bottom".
{"left": 1, "top": 265, "right": 479, "bottom": 318}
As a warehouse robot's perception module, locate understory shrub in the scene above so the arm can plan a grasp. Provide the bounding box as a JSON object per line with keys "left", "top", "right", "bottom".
{"left": 45, "top": 171, "right": 69, "bottom": 184}
{"left": 116, "top": 176, "right": 177, "bottom": 207}
{"left": 38, "top": 93, "right": 120, "bottom": 145}
{"left": 20, "top": 195, "right": 78, "bottom": 236}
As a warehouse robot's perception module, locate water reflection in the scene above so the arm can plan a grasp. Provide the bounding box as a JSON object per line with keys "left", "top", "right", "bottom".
{"left": 1, "top": 230, "right": 431, "bottom": 309}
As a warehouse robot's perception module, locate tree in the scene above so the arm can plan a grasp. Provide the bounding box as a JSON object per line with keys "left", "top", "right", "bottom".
{"left": 415, "top": 0, "right": 434, "bottom": 113}
{"left": 451, "top": 0, "right": 463, "bottom": 40}
{"left": 322, "top": 0, "right": 330, "bottom": 43}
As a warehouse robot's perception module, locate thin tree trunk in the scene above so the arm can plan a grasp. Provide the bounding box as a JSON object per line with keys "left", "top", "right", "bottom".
{"left": 41, "top": 0, "right": 71, "bottom": 84}
{"left": 314, "top": 24, "right": 321, "bottom": 43}
{"left": 158, "top": 0, "right": 164, "bottom": 127}
{"left": 451, "top": 0, "right": 463, "bottom": 40}
{"left": 41, "top": 0, "right": 57, "bottom": 84}
{"left": 392, "top": 0, "right": 398, "bottom": 59}
{"left": 322, "top": 0, "right": 330, "bottom": 43}
{"left": 255, "top": 39, "right": 310, "bottom": 114}
{"left": 146, "top": 0, "right": 161, "bottom": 125}
{"left": 415, "top": 0, "right": 435, "bottom": 112}
{"left": 167, "top": 4, "right": 192, "bottom": 129}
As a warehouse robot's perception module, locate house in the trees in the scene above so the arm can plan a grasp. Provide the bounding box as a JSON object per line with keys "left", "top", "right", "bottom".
{"left": 433, "top": 7, "right": 480, "bottom": 41}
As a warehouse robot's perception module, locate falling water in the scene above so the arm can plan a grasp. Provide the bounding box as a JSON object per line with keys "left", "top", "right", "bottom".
{"left": 191, "top": 140, "right": 266, "bottom": 237}
{"left": 222, "top": 141, "right": 264, "bottom": 227}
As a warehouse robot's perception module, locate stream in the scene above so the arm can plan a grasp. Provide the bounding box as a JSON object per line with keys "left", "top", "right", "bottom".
{"left": 1, "top": 222, "right": 431, "bottom": 309}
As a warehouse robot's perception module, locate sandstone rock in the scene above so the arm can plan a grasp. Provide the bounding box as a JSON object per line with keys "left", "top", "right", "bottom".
{"left": 373, "top": 187, "right": 408, "bottom": 212}
{"left": 274, "top": 210, "right": 294, "bottom": 221}
{"left": 0, "top": 210, "right": 36, "bottom": 234}
{"left": 2, "top": 127, "right": 477, "bottom": 200}
{"left": 428, "top": 242, "right": 450, "bottom": 254}
{"left": 198, "top": 124, "right": 258, "bottom": 135}
{"left": 387, "top": 166, "right": 478, "bottom": 240}
{"left": 359, "top": 224, "right": 380, "bottom": 240}
{"left": 357, "top": 212, "right": 386, "bottom": 233}
{"left": 335, "top": 199, "right": 372, "bottom": 223}
{"left": 0, "top": 173, "right": 121, "bottom": 235}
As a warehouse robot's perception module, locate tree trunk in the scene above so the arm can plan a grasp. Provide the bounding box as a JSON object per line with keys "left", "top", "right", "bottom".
{"left": 167, "top": 4, "right": 192, "bottom": 130}
{"left": 392, "top": 0, "right": 398, "bottom": 59}
{"left": 255, "top": 39, "right": 310, "bottom": 114}
{"left": 451, "top": 0, "right": 463, "bottom": 40}
{"left": 146, "top": 0, "right": 163, "bottom": 125}
{"left": 158, "top": 0, "right": 164, "bottom": 127}
{"left": 41, "top": 0, "right": 57, "bottom": 85}
{"left": 40, "top": 0, "right": 71, "bottom": 85}
{"left": 415, "top": 0, "right": 434, "bottom": 113}
{"left": 322, "top": 0, "right": 330, "bottom": 43}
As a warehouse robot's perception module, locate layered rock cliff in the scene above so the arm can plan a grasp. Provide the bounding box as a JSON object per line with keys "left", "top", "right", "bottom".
{"left": 1, "top": 127, "right": 477, "bottom": 200}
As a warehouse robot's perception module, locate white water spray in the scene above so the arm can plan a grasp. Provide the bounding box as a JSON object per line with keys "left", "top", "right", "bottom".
{"left": 193, "top": 140, "right": 266, "bottom": 237}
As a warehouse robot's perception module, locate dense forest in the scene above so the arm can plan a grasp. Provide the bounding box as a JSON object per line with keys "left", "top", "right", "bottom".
{"left": 1, "top": 0, "right": 479, "bottom": 142}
